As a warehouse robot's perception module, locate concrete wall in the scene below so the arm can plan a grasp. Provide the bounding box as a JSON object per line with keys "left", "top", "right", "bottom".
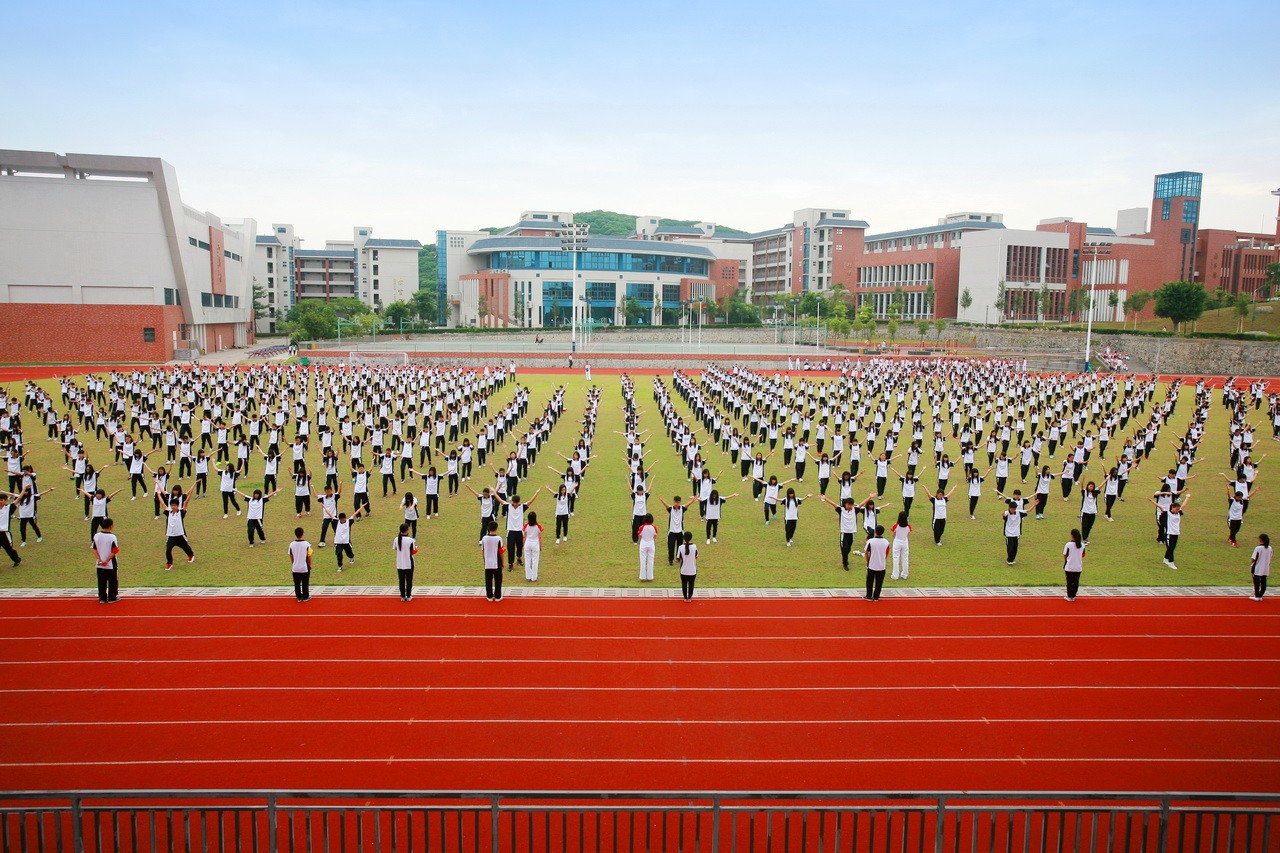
{"left": 967, "top": 327, "right": 1280, "bottom": 376}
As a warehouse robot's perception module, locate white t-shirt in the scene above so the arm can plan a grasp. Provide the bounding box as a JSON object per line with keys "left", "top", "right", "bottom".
{"left": 288, "top": 539, "right": 312, "bottom": 573}
{"left": 1063, "top": 541, "right": 1085, "bottom": 572}
{"left": 481, "top": 534, "right": 503, "bottom": 569}
{"left": 92, "top": 531, "right": 118, "bottom": 567}
{"left": 638, "top": 523, "right": 658, "bottom": 548}
{"left": 1252, "top": 545, "right": 1272, "bottom": 577}
{"left": 864, "top": 537, "right": 890, "bottom": 571}
{"left": 677, "top": 542, "right": 699, "bottom": 576}
{"left": 393, "top": 534, "right": 416, "bottom": 569}
{"left": 523, "top": 524, "right": 542, "bottom": 550}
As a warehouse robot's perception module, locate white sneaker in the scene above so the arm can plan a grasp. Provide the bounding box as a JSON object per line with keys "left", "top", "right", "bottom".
{"left": 223, "top": 514, "right": 228, "bottom": 519}
{"left": 712, "top": 537, "right": 717, "bottom": 543}
{"left": 891, "top": 572, "right": 900, "bottom": 580}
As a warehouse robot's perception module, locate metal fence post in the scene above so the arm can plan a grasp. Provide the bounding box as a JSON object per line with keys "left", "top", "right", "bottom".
{"left": 267, "top": 795, "right": 278, "bottom": 853}
{"left": 491, "top": 796, "right": 501, "bottom": 853}
{"left": 934, "top": 798, "right": 946, "bottom": 853}
{"left": 711, "top": 798, "right": 720, "bottom": 852}
{"left": 71, "top": 797, "right": 84, "bottom": 853}
{"left": 1157, "top": 796, "right": 1170, "bottom": 853}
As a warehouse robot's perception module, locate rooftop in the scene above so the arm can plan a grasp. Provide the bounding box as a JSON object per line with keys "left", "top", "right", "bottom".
{"left": 364, "top": 238, "right": 423, "bottom": 249}
{"left": 865, "top": 221, "right": 1007, "bottom": 242}
{"left": 468, "top": 235, "right": 717, "bottom": 259}
{"left": 255, "top": 235, "right": 281, "bottom": 245}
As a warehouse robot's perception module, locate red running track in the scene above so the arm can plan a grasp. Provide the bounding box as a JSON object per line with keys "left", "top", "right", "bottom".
{"left": 1, "top": 595, "right": 1278, "bottom": 793}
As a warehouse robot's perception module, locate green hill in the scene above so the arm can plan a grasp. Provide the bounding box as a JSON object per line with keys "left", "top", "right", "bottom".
{"left": 480, "top": 210, "right": 747, "bottom": 237}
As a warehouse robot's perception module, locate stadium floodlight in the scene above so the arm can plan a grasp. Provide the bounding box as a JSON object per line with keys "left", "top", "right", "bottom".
{"left": 560, "top": 223, "right": 590, "bottom": 347}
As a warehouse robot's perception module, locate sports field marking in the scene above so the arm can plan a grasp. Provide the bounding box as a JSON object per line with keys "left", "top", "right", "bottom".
{"left": 4, "top": 656, "right": 1277, "bottom": 665}
{"left": 3, "top": 717, "right": 1275, "bottom": 728}
{"left": 2, "top": 632, "right": 1269, "bottom": 641}
{"left": 2, "top": 611, "right": 1274, "bottom": 621}
{"left": 7, "top": 684, "right": 1276, "bottom": 694}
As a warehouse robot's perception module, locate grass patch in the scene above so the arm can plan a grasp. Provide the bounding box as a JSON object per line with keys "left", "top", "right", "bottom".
{"left": 3, "top": 372, "right": 1270, "bottom": 593}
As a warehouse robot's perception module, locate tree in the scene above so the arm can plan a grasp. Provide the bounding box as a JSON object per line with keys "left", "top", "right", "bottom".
{"left": 828, "top": 317, "right": 852, "bottom": 339}
{"left": 923, "top": 282, "right": 936, "bottom": 318}
{"left": 886, "top": 317, "right": 900, "bottom": 344}
{"left": 382, "top": 300, "right": 413, "bottom": 329}
{"left": 1153, "top": 280, "right": 1209, "bottom": 333}
{"left": 282, "top": 300, "right": 337, "bottom": 342}
{"left": 916, "top": 319, "right": 931, "bottom": 341}
{"left": 960, "top": 287, "right": 973, "bottom": 315}
{"left": 994, "top": 281, "right": 1006, "bottom": 323}
{"left": 1235, "top": 293, "right": 1251, "bottom": 333}
{"left": 1037, "top": 283, "right": 1051, "bottom": 322}
{"left": 726, "top": 290, "right": 762, "bottom": 325}
{"left": 1262, "top": 262, "right": 1280, "bottom": 301}
{"left": 329, "top": 297, "right": 371, "bottom": 320}
{"left": 933, "top": 318, "right": 948, "bottom": 341}
{"left": 251, "top": 279, "right": 270, "bottom": 321}
{"left": 409, "top": 288, "right": 437, "bottom": 325}
{"left": 1123, "top": 291, "right": 1153, "bottom": 329}
{"left": 623, "top": 296, "right": 646, "bottom": 325}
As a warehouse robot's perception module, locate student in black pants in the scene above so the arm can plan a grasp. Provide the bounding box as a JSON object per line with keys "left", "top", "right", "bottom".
{"left": 1002, "top": 499, "right": 1028, "bottom": 565}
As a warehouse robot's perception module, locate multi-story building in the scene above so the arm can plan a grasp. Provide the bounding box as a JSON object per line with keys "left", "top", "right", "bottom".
{"left": 253, "top": 225, "right": 421, "bottom": 332}
{"left": 0, "top": 149, "right": 255, "bottom": 362}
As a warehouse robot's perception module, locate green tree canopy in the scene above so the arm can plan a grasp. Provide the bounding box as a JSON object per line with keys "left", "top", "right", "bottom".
{"left": 409, "top": 288, "right": 436, "bottom": 324}
{"left": 623, "top": 296, "right": 647, "bottom": 324}
{"left": 1153, "top": 281, "right": 1209, "bottom": 332}
{"left": 382, "top": 300, "right": 413, "bottom": 327}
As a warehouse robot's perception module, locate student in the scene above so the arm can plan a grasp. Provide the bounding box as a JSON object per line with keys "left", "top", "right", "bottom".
{"left": 636, "top": 513, "right": 658, "bottom": 582}
{"left": 863, "top": 525, "right": 890, "bottom": 601}
{"left": 820, "top": 494, "right": 861, "bottom": 571}
{"left": 966, "top": 468, "right": 990, "bottom": 519}
{"left": 1002, "top": 498, "right": 1028, "bottom": 565}
{"left": 480, "top": 520, "right": 505, "bottom": 602}
{"left": 1227, "top": 483, "right": 1258, "bottom": 547}
{"left": 325, "top": 507, "right": 365, "bottom": 572}
{"left": 522, "top": 511, "right": 543, "bottom": 582}
{"left": 1078, "top": 481, "right": 1100, "bottom": 544}
{"left": 676, "top": 530, "right": 698, "bottom": 601}
{"left": 497, "top": 488, "right": 540, "bottom": 571}
{"left": 928, "top": 486, "right": 957, "bottom": 545}
{"left": 1062, "top": 528, "right": 1086, "bottom": 601}
{"left": 1250, "top": 533, "right": 1272, "bottom": 600}
{"left": 15, "top": 484, "right": 51, "bottom": 545}
{"left": 393, "top": 522, "right": 419, "bottom": 601}
{"left": 552, "top": 484, "right": 572, "bottom": 543}
{"left": 401, "top": 492, "right": 419, "bottom": 539}
{"left": 755, "top": 474, "right": 792, "bottom": 525}
{"left": 287, "top": 527, "right": 313, "bottom": 602}
{"left": 464, "top": 483, "right": 498, "bottom": 542}
{"left": 82, "top": 485, "right": 122, "bottom": 544}
{"left": 657, "top": 495, "right": 686, "bottom": 566}
{"left": 316, "top": 485, "right": 339, "bottom": 548}
{"left": 91, "top": 517, "right": 121, "bottom": 604}
{"left": 163, "top": 494, "right": 195, "bottom": 571}
{"left": 237, "top": 486, "right": 280, "bottom": 547}
{"left": 1161, "top": 496, "right": 1191, "bottom": 570}
{"left": 293, "top": 468, "right": 313, "bottom": 517}
{"left": 890, "top": 510, "right": 911, "bottom": 581}
{"left": 351, "top": 463, "right": 372, "bottom": 516}
{"left": 414, "top": 466, "right": 441, "bottom": 519}
{"left": 219, "top": 464, "right": 241, "bottom": 518}
{"left": 780, "top": 488, "right": 812, "bottom": 548}
{"left": 703, "top": 490, "right": 736, "bottom": 543}
{"left": 629, "top": 483, "right": 649, "bottom": 543}
{"left": 1033, "top": 466, "right": 1056, "bottom": 519}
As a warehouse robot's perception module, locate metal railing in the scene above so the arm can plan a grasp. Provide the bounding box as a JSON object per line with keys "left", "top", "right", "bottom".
{"left": 1, "top": 791, "right": 1276, "bottom": 852}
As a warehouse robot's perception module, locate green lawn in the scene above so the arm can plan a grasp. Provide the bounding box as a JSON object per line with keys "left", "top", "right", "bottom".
{"left": 3, "top": 371, "right": 1271, "bottom": 592}
{"left": 1094, "top": 304, "right": 1280, "bottom": 336}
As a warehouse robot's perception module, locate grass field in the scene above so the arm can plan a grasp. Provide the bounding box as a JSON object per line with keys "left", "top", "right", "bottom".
{"left": 1093, "top": 304, "right": 1280, "bottom": 336}
{"left": 2, "top": 369, "right": 1273, "bottom": 592}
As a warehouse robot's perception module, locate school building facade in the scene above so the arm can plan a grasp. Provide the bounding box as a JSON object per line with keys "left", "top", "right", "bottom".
{"left": 0, "top": 149, "right": 256, "bottom": 363}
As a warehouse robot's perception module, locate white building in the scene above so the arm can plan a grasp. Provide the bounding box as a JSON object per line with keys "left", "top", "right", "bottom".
{"left": 0, "top": 149, "right": 254, "bottom": 361}
{"left": 253, "top": 225, "right": 421, "bottom": 333}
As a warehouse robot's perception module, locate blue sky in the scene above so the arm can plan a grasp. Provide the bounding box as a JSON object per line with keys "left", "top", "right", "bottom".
{"left": 6, "top": 0, "right": 1277, "bottom": 241}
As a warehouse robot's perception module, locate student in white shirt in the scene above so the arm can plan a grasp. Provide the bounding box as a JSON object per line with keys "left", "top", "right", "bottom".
{"left": 163, "top": 494, "right": 195, "bottom": 571}
{"left": 401, "top": 492, "right": 419, "bottom": 539}
{"left": 1002, "top": 498, "right": 1028, "bottom": 565}
{"left": 287, "top": 527, "right": 312, "bottom": 602}
{"left": 1062, "top": 528, "right": 1086, "bottom": 601}
{"left": 496, "top": 488, "right": 540, "bottom": 572}
{"left": 702, "top": 490, "right": 736, "bottom": 543}
{"left": 236, "top": 487, "right": 280, "bottom": 547}
{"left": 657, "top": 494, "right": 686, "bottom": 566}
{"left": 393, "top": 523, "right": 419, "bottom": 601}
{"left": 890, "top": 511, "right": 911, "bottom": 581}
{"left": 91, "top": 517, "right": 121, "bottom": 604}
{"left": 480, "top": 521, "right": 505, "bottom": 602}
{"left": 522, "top": 511, "right": 544, "bottom": 582}
{"left": 1250, "top": 533, "right": 1272, "bottom": 600}
{"left": 863, "top": 525, "right": 890, "bottom": 601}
{"left": 676, "top": 531, "right": 699, "bottom": 601}
{"left": 821, "top": 494, "right": 862, "bottom": 570}
{"left": 636, "top": 513, "right": 658, "bottom": 581}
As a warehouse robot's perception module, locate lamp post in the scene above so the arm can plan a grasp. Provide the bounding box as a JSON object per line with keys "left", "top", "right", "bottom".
{"left": 336, "top": 318, "right": 358, "bottom": 350}
{"left": 578, "top": 295, "right": 591, "bottom": 351}
{"left": 815, "top": 298, "right": 821, "bottom": 352}
{"left": 560, "top": 222, "right": 590, "bottom": 350}
{"left": 1081, "top": 242, "right": 1112, "bottom": 372}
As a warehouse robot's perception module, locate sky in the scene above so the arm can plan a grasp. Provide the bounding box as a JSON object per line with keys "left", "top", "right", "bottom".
{"left": 7, "top": 0, "right": 1278, "bottom": 242}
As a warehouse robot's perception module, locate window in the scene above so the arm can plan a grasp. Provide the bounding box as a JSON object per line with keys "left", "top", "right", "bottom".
{"left": 268, "top": 292, "right": 275, "bottom": 304}
{"left": 142, "top": 327, "right": 155, "bottom": 343}
{"left": 197, "top": 240, "right": 210, "bottom": 250}
{"left": 201, "top": 293, "right": 212, "bottom": 307}
{"left": 276, "top": 227, "right": 286, "bottom": 234}
{"left": 1182, "top": 199, "right": 1200, "bottom": 224}
{"left": 266, "top": 247, "right": 273, "bottom": 259}
{"left": 267, "top": 262, "right": 273, "bottom": 273}
{"left": 373, "top": 280, "right": 379, "bottom": 291}
{"left": 372, "top": 250, "right": 379, "bottom": 261}
{"left": 188, "top": 237, "right": 198, "bottom": 247}
{"left": 372, "top": 264, "right": 379, "bottom": 275}
{"left": 267, "top": 277, "right": 274, "bottom": 286}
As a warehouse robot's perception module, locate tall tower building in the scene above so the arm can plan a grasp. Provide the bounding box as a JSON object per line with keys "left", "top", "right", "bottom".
{"left": 1149, "top": 171, "right": 1202, "bottom": 284}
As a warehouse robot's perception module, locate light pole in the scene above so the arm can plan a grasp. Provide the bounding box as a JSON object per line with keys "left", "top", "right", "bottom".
{"left": 815, "top": 298, "right": 822, "bottom": 352}
{"left": 560, "top": 222, "right": 589, "bottom": 350}
{"left": 336, "top": 319, "right": 358, "bottom": 350}
{"left": 1081, "top": 242, "right": 1112, "bottom": 372}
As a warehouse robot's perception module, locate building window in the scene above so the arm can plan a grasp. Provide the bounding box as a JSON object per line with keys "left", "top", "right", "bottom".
{"left": 188, "top": 237, "right": 198, "bottom": 247}
{"left": 372, "top": 250, "right": 379, "bottom": 261}
{"left": 143, "top": 327, "right": 155, "bottom": 343}
{"left": 201, "top": 292, "right": 213, "bottom": 307}
{"left": 267, "top": 277, "right": 274, "bottom": 286}
{"left": 266, "top": 247, "right": 273, "bottom": 259}
{"left": 372, "top": 264, "right": 379, "bottom": 275}
{"left": 373, "top": 280, "right": 379, "bottom": 291}
{"left": 268, "top": 292, "right": 275, "bottom": 304}
{"left": 267, "top": 262, "right": 273, "bottom": 273}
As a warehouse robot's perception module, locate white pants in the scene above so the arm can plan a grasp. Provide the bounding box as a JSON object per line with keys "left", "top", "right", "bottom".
{"left": 524, "top": 546, "right": 540, "bottom": 581}
{"left": 638, "top": 545, "right": 655, "bottom": 580}
{"left": 892, "top": 539, "right": 909, "bottom": 578}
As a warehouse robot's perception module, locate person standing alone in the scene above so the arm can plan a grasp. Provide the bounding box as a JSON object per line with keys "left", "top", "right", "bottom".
{"left": 91, "top": 517, "right": 120, "bottom": 603}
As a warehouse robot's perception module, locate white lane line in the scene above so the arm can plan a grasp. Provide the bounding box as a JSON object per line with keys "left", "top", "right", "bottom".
{"left": 4, "top": 685, "right": 1275, "bottom": 694}
{"left": 1, "top": 718, "right": 1274, "bottom": 728}
{"left": 1, "top": 657, "right": 1275, "bottom": 665}
{"left": 1, "top": 612, "right": 1273, "bottom": 621}
{"left": 0, "top": 633, "right": 1267, "bottom": 642}
{"left": 4, "top": 757, "right": 1278, "bottom": 769}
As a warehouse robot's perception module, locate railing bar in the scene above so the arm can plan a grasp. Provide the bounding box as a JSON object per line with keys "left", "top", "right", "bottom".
{"left": 1036, "top": 808, "right": 1046, "bottom": 853}
{"left": 94, "top": 809, "right": 102, "bottom": 853}
{"left": 376, "top": 808, "right": 383, "bottom": 853}
{"left": 39, "top": 810, "right": 49, "bottom": 853}
{"left": 1210, "top": 811, "right": 1221, "bottom": 853}
{"left": 562, "top": 810, "right": 568, "bottom": 853}
{"left": 830, "top": 810, "right": 838, "bottom": 853}
{"left": 391, "top": 809, "right": 399, "bottom": 853}
{"left": 1228, "top": 811, "right": 1238, "bottom": 853}
{"left": 58, "top": 807, "right": 67, "bottom": 853}
{"left": 1261, "top": 814, "right": 1272, "bottom": 853}
{"left": 1056, "top": 811, "right": 1065, "bottom": 853}
{"left": 629, "top": 810, "right": 635, "bottom": 853}
{"left": 1245, "top": 813, "right": 1254, "bottom": 853}
{"left": 612, "top": 808, "right": 618, "bottom": 853}
{"left": 200, "top": 810, "right": 207, "bottom": 853}
{"left": 645, "top": 810, "right": 651, "bottom": 853}
{"left": 473, "top": 808, "right": 480, "bottom": 853}
{"left": 251, "top": 807, "right": 259, "bottom": 853}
